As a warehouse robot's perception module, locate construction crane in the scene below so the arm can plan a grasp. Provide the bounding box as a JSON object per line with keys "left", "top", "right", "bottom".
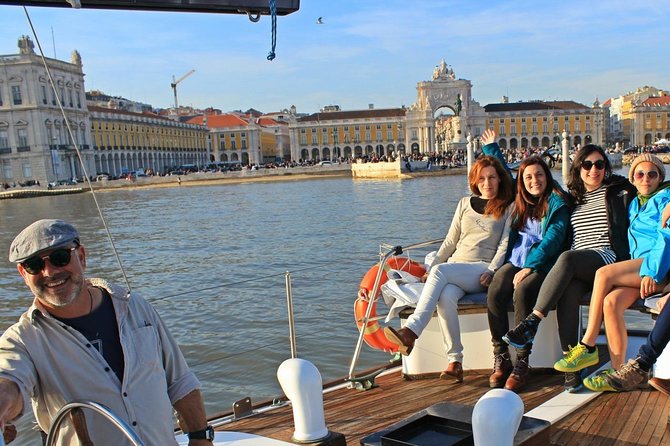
{"left": 171, "top": 69, "right": 195, "bottom": 109}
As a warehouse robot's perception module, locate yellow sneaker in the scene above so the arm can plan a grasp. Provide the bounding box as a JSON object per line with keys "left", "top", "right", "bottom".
{"left": 554, "top": 344, "right": 599, "bottom": 373}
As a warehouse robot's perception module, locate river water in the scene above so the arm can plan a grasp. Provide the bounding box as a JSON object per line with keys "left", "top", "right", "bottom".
{"left": 0, "top": 167, "right": 646, "bottom": 443}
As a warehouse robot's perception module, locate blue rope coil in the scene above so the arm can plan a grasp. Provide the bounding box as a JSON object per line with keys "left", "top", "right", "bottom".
{"left": 267, "top": 0, "right": 277, "bottom": 60}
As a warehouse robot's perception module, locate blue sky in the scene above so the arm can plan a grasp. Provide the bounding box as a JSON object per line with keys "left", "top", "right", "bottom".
{"left": 0, "top": 0, "right": 667, "bottom": 114}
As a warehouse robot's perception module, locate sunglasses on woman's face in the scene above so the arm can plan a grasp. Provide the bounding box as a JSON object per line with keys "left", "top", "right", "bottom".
{"left": 21, "top": 246, "right": 78, "bottom": 275}
{"left": 634, "top": 170, "right": 660, "bottom": 180}
{"left": 581, "top": 160, "right": 606, "bottom": 171}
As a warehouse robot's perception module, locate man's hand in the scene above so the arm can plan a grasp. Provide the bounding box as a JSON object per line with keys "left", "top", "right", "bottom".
{"left": 0, "top": 378, "right": 22, "bottom": 433}
{"left": 481, "top": 129, "right": 496, "bottom": 146}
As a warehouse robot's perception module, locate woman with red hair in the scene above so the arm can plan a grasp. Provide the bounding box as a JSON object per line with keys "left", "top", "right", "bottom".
{"left": 384, "top": 154, "right": 514, "bottom": 382}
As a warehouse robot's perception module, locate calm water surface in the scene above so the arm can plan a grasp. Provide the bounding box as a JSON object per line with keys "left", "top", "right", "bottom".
{"left": 0, "top": 167, "right": 643, "bottom": 443}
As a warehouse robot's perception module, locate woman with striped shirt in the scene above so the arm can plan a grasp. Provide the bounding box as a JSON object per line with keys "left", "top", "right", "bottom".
{"left": 502, "top": 144, "right": 636, "bottom": 391}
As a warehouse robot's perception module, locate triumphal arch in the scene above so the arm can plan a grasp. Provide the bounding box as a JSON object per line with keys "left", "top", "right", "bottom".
{"left": 405, "top": 60, "right": 487, "bottom": 154}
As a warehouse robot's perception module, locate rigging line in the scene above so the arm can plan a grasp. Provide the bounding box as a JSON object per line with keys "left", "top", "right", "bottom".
{"left": 266, "top": 0, "right": 277, "bottom": 61}
{"left": 151, "top": 257, "right": 373, "bottom": 302}
{"left": 22, "top": 7, "right": 132, "bottom": 293}
{"left": 188, "top": 331, "right": 316, "bottom": 368}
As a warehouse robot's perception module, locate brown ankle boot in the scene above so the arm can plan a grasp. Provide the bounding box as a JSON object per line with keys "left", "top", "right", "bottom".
{"left": 383, "top": 326, "right": 417, "bottom": 355}
{"left": 489, "top": 353, "right": 513, "bottom": 388}
{"left": 440, "top": 361, "right": 463, "bottom": 383}
{"left": 504, "top": 357, "right": 529, "bottom": 392}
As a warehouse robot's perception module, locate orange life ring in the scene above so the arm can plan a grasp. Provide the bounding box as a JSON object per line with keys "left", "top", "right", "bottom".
{"left": 354, "top": 257, "right": 426, "bottom": 352}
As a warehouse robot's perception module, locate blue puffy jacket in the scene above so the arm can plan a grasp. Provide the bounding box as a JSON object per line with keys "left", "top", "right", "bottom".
{"left": 628, "top": 188, "right": 670, "bottom": 283}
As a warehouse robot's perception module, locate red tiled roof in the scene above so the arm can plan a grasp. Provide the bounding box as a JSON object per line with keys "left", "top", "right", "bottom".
{"left": 602, "top": 98, "right": 612, "bottom": 107}
{"left": 187, "top": 114, "right": 249, "bottom": 128}
{"left": 642, "top": 96, "right": 670, "bottom": 106}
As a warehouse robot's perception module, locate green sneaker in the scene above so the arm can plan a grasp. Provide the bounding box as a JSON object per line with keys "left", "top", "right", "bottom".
{"left": 583, "top": 369, "right": 617, "bottom": 392}
{"left": 554, "top": 344, "right": 599, "bottom": 373}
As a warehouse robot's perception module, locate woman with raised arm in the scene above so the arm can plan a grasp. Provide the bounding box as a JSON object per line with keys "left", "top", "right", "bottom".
{"left": 500, "top": 143, "right": 636, "bottom": 392}
{"left": 384, "top": 155, "right": 514, "bottom": 382}
{"left": 486, "top": 155, "right": 570, "bottom": 392}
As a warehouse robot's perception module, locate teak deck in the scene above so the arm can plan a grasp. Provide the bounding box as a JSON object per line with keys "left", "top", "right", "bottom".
{"left": 212, "top": 366, "right": 670, "bottom": 445}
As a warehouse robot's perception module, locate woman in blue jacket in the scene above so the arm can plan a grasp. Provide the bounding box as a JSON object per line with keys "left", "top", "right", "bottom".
{"left": 559, "top": 153, "right": 670, "bottom": 391}
{"left": 487, "top": 155, "right": 570, "bottom": 392}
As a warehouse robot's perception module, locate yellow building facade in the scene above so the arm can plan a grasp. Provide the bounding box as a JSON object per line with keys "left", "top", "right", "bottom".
{"left": 289, "top": 107, "right": 407, "bottom": 161}
{"left": 483, "top": 101, "right": 604, "bottom": 150}
{"left": 89, "top": 106, "right": 208, "bottom": 175}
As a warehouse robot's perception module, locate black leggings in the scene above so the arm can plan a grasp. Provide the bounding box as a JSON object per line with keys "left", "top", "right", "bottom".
{"left": 534, "top": 249, "right": 606, "bottom": 351}
{"left": 488, "top": 262, "right": 546, "bottom": 357}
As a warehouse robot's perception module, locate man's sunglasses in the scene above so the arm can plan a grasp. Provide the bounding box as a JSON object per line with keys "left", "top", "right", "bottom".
{"left": 634, "top": 170, "right": 660, "bottom": 180}
{"left": 21, "top": 246, "right": 78, "bottom": 275}
{"left": 581, "top": 160, "right": 606, "bottom": 171}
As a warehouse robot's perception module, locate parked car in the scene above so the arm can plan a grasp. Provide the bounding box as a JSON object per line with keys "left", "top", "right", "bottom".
{"left": 318, "top": 161, "right": 333, "bottom": 166}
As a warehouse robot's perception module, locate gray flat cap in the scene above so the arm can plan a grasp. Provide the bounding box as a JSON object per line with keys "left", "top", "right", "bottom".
{"left": 9, "top": 219, "right": 79, "bottom": 263}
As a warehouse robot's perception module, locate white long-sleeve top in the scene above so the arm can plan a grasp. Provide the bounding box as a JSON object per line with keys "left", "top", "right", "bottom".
{"left": 428, "top": 197, "right": 513, "bottom": 274}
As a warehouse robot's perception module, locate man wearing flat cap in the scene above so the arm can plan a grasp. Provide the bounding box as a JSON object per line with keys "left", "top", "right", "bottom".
{"left": 0, "top": 219, "right": 214, "bottom": 445}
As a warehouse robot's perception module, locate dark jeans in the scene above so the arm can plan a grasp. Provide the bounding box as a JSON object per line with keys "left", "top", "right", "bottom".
{"left": 534, "top": 250, "right": 606, "bottom": 351}
{"left": 638, "top": 301, "right": 670, "bottom": 370}
{"left": 488, "top": 262, "right": 546, "bottom": 356}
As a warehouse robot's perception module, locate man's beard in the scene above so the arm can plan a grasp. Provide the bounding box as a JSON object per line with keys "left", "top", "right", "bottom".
{"left": 32, "top": 272, "right": 84, "bottom": 308}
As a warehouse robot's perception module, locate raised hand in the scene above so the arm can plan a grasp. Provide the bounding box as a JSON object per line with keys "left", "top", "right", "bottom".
{"left": 481, "top": 129, "right": 496, "bottom": 146}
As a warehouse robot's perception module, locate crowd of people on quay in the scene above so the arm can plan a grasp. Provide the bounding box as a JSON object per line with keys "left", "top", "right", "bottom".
{"left": 384, "top": 128, "right": 670, "bottom": 396}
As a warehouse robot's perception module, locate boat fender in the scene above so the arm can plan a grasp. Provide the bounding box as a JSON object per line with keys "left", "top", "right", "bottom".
{"left": 354, "top": 257, "right": 426, "bottom": 352}
{"left": 472, "top": 389, "right": 523, "bottom": 446}
{"left": 277, "top": 358, "right": 329, "bottom": 443}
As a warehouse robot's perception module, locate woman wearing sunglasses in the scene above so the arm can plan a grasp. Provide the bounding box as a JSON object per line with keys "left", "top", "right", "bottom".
{"left": 501, "top": 144, "right": 636, "bottom": 391}
{"left": 384, "top": 155, "right": 514, "bottom": 382}
{"left": 563, "top": 154, "right": 670, "bottom": 391}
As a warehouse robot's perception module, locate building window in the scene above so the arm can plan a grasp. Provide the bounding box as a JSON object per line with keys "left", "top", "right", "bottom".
{"left": 300, "top": 135, "right": 307, "bottom": 145}
{"left": 575, "top": 122, "right": 581, "bottom": 132}
{"left": 41, "top": 86, "right": 48, "bottom": 104}
{"left": 76, "top": 92, "right": 81, "bottom": 108}
{"left": 365, "top": 132, "right": 371, "bottom": 141}
{"left": 322, "top": 127, "right": 327, "bottom": 132}
{"left": 511, "top": 125, "right": 516, "bottom": 134}
{"left": 387, "top": 130, "right": 393, "bottom": 139}
{"left": 586, "top": 123, "right": 591, "bottom": 132}
{"left": 220, "top": 140, "right": 226, "bottom": 150}
{"left": 0, "top": 130, "right": 9, "bottom": 148}
{"left": 0, "top": 86, "right": 3, "bottom": 106}
{"left": 521, "top": 125, "right": 527, "bottom": 134}
{"left": 22, "top": 162, "right": 32, "bottom": 178}
{"left": 68, "top": 90, "right": 73, "bottom": 107}
{"left": 17, "top": 128, "right": 28, "bottom": 147}
{"left": 11, "top": 86, "right": 22, "bottom": 105}
{"left": 532, "top": 124, "right": 537, "bottom": 133}
{"left": 231, "top": 140, "right": 236, "bottom": 150}
{"left": 2, "top": 160, "right": 12, "bottom": 179}
{"left": 300, "top": 128, "right": 306, "bottom": 134}
{"left": 543, "top": 123, "right": 548, "bottom": 133}
{"left": 51, "top": 89, "right": 56, "bottom": 105}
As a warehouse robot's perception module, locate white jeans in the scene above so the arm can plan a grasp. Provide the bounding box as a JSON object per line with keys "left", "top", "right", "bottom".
{"left": 404, "top": 261, "right": 488, "bottom": 363}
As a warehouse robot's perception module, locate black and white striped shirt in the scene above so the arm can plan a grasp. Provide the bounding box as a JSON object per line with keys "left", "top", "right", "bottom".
{"left": 570, "top": 185, "right": 617, "bottom": 264}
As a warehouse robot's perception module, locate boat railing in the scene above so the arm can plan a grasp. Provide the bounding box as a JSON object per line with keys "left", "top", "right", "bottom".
{"left": 45, "top": 401, "right": 145, "bottom": 446}
{"left": 347, "top": 239, "right": 443, "bottom": 384}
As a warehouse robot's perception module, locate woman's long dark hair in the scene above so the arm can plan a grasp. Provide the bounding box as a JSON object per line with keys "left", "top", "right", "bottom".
{"left": 468, "top": 155, "right": 514, "bottom": 219}
{"left": 567, "top": 144, "right": 612, "bottom": 204}
{"left": 511, "top": 156, "right": 555, "bottom": 230}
